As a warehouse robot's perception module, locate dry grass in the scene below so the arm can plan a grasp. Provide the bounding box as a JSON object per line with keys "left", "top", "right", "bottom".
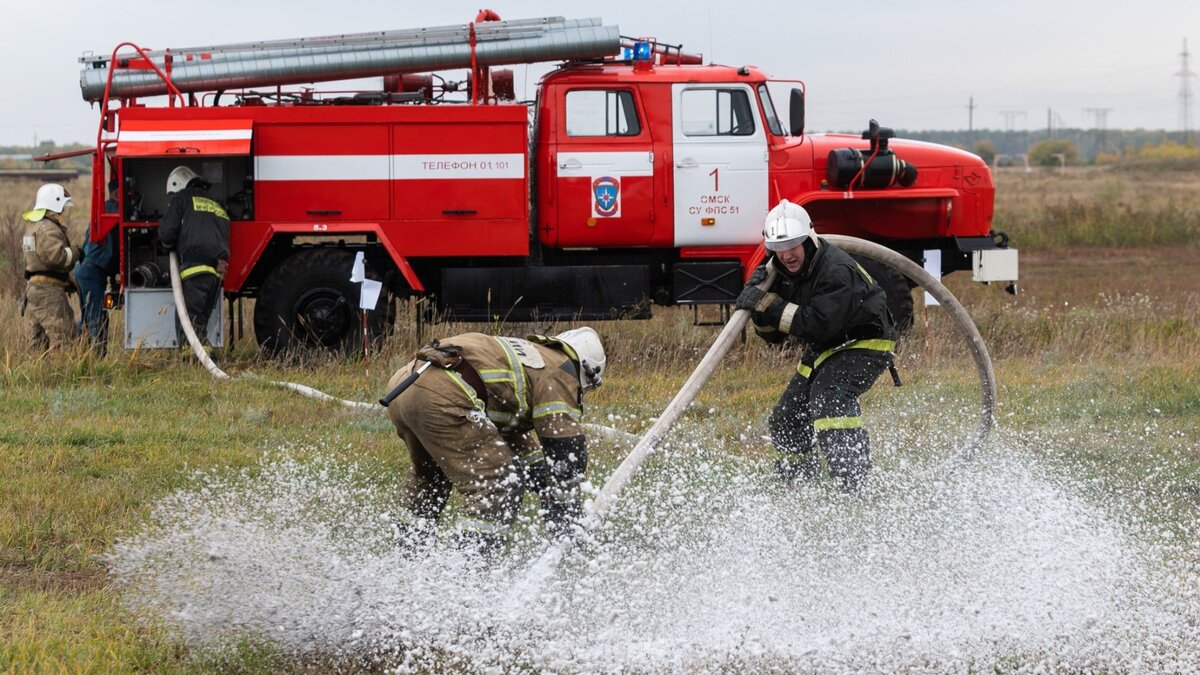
{"left": 993, "top": 167, "right": 1200, "bottom": 250}
{"left": 1, "top": 169, "right": 1198, "bottom": 671}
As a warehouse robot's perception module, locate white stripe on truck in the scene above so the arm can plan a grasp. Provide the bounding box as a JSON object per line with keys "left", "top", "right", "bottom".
{"left": 254, "top": 154, "right": 525, "bottom": 181}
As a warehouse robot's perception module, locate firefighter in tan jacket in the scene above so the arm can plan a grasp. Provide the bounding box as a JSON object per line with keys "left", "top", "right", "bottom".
{"left": 21, "top": 184, "right": 82, "bottom": 351}
{"left": 385, "top": 328, "right": 606, "bottom": 554}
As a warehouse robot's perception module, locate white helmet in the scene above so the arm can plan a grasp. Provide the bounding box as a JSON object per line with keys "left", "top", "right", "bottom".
{"left": 33, "top": 184, "right": 73, "bottom": 214}
{"left": 166, "top": 166, "right": 200, "bottom": 194}
{"left": 530, "top": 327, "right": 606, "bottom": 391}
{"left": 762, "top": 199, "right": 813, "bottom": 251}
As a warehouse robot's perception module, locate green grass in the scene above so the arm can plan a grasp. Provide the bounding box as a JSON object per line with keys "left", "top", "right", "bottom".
{"left": 1, "top": 172, "right": 1199, "bottom": 670}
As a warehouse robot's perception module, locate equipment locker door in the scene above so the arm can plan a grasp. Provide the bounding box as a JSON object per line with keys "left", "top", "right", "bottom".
{"left": 254, "top": 124, "right": 390, "bottom": 222}
{"left": 553, "top": 88, "right": 655, "bottom": 247}
{"left": 670, "top": 83, "right": 768, "bottom": 246}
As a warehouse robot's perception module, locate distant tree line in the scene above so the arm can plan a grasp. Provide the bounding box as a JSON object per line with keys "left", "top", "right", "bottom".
{"left": 0, "top": 141, "right": 91, "bottom": 170}
{"left": 892, "top": 128, "right": 1196, "bottom": 164}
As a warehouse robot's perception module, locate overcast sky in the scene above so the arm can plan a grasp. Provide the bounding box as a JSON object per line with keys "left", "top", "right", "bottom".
{"left": 1, "top": 0, "right": 1196, "bottom": 146}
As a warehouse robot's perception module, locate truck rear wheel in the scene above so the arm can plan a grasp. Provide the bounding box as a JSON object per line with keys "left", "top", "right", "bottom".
{"left": 853, "top": 254, "right": 914, "bottom": 336}
{"left": 253, "top": 248, "right": 393, "bottom": 354}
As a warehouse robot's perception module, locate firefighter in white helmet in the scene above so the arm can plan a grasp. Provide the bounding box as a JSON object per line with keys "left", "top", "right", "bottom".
{"left": 736, "top": 199, "right": 896, "bottom": 491}
{"left": 20, "top": 184, "right": 82, "bottom": 351}
{"left": 159, "top": 165, "right": 230, "bottom": 346}
{"left": 384, "top": 327, "right": 606, "bottom": 555}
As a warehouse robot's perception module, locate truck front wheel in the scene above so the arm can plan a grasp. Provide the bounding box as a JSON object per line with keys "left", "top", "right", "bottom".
{"left": 253, "top": 248, "right": 392, "bottom": 354}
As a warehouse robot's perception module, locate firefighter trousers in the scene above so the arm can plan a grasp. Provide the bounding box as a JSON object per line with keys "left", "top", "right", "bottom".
{"left": 176, "top": 272, "right": 221, "bottom": 346}
{"left": 388, "top": 368, "right": 522, "bottom": 534}
{"left": 25, "top": 281, "right": 77, "bottom": 352}
{"left": 768, "top": 349, "right": 890, "bottom": 488}
{"left": 74, "top": 262, "right": 109, "bottom": 354}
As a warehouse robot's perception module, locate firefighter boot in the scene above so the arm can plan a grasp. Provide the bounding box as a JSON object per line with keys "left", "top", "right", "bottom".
{"left": 823, "top": 428, "right": 872, "bottom": 493}
{"left": 452, "top": 523, "right": 508, "bottom": 560}
{"left": 391, "top": 515, "right": 436, "bottom": 553}
{"left": 774, "top": 451, "right": 821, "bottom": 483}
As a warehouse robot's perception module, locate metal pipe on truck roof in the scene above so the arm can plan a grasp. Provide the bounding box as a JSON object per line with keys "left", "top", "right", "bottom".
{"left": 80, "top": 20, "right": 618, "bottom": 102}
{"left": 78, "top": 18, "right": 601, "bottom": 67}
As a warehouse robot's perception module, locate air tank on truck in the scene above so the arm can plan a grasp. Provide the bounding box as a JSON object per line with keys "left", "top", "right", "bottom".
{"left": 74, "top": 11, "right": 1017, "bottom": 353}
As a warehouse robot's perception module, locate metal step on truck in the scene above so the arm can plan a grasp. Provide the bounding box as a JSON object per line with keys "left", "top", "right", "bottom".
{"left": 74, "top": 11, "right": 1017, "bottom": 352}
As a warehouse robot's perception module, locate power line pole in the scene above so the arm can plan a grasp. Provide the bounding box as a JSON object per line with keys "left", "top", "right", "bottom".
{"left": 1178, "top": 38, "right": 1196, "bottom": 143}
{"left": 999, "top": 110, "right": 1026, "bottom": 154}
{"left": 1083, "top": 107, "right": 1112, "bottom": 154}
{"left": 967, "top": 95, "right": 977, "bottom": 144}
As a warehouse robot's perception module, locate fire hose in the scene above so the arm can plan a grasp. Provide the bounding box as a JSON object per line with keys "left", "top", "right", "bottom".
{"left": 172, "top": 233, "right": 997, "bottom": 531}
{"left": 169, "top": 251, "right": 636, "bottom": 435}
{"left": 169, "top": 252, "right": 376, "bottom": 409}
{"left": 589, "top": 235, "right": 996, "bottom": 525}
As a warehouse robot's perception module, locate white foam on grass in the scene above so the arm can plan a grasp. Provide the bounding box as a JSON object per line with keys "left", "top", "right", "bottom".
{"left": 107, "top": 430, "right": 1200, "bottom": 672}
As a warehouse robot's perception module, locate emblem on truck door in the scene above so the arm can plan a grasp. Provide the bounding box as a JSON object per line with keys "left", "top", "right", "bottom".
{"left": 592, "top": 176, "right": 620, "bottom": 217}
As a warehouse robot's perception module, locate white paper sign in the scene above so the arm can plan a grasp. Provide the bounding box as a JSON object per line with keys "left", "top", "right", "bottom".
{"left": 359, "top": 278, "right": 382, "bottom": 310}
{"left": 923, "top": 249, "right": 942, "bottom": 307}
{"left": 349, "top": 251, "right": 366, "bottom": 283}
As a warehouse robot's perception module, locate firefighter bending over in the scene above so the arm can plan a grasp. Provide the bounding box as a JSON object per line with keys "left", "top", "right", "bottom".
{"left": 736, "top": 200, "right": 896, "bottom": 492}
{"left": 21, "top": 184, "right": 82, "bottom": 352}
{"left": 159, "top": 166, "right": 230, "bottom": 347}
{"left": 385, "top": 328, "right": 606, "bottom": 554}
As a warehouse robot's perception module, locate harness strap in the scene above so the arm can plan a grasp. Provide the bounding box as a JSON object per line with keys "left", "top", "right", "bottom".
{"left": 451, "top": 356, "right": 488, "bottom": 403}
{"left": 27, "top": 274, "right": 72, "bottom": 288}
{"left": 25, "top": 269, "right": 70, "bottom": 283}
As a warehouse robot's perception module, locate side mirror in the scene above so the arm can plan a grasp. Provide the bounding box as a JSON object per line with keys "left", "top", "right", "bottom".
{"left": 789, "top": 88, "right": 805, "bottom": 137}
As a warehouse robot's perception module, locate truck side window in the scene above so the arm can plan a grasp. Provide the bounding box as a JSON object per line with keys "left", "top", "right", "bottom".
{"left": 757, "top": 84, "right": 784, "bottom": 136}
{"left": 681, "top": 88, "right": 756, "bottom": 137}
{"left": 565, "top": 90, "right": 641, "bottom": 137}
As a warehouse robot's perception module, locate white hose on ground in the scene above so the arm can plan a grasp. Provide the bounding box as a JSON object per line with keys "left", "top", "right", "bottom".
{"left": 582, "top": 422, "right": 639, "bottom": 446}
{"left": 169, "top": 252, "right": 639, "bottom": 422}
{"left": 168, "top": 251, "right": 376, "bottom": 410}
{"left": 822, "top": 235, "right": 996, "bottom": 456}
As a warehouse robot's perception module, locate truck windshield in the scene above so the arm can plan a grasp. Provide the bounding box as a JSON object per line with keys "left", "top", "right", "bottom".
{"left": 757, "top": 84, "right": 784, "bottom": 136}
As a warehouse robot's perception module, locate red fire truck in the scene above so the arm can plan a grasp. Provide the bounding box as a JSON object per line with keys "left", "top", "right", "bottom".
{"left": 78, "top": 13, "right": 1017, "bottom": 352}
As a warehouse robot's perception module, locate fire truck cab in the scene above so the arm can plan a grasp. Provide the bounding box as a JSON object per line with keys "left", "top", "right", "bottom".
{"left": 82, "top": 15, "right": 1017, "bottom": 352}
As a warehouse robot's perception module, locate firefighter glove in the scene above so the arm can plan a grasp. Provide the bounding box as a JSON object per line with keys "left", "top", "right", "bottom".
{"left": 517, "top": 450, "right": 552, "bottom": 494}
{"left": 746, "top": 265, "right": 768, "bottom": 287}
{"left": 415, "top": 339, "right": 464, "bottom": 368}
{"left": 735, "top": 285, "right": 780, "bottom": 313}
{"left": 216, "top": 259, "right": 229, "bottom": 277}
{"left": 541, "top": 435, "right": 588, "bottom": 490}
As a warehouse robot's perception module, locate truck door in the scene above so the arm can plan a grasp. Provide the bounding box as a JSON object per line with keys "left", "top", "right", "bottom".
{"left": 670, "top": 83, "right": 768, "bottom": 246}
{"left": 553, "top": 88, "right": 654, "bottom": 247}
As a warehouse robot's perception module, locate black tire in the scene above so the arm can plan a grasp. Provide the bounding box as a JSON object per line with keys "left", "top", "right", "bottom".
{"left": 853, "top": 254, "right": 915, "bottom": 336}
{"left": 253, "top": 248, "right": 394, "bottom": 354}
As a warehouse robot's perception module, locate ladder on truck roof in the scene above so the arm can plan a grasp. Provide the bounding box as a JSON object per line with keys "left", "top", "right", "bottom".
{"left": 78, "top": 15, "right": 622, "bottom": 104}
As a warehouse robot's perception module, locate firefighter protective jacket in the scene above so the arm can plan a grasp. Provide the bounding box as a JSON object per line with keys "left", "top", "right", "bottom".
{"left": 159, "top": 184, "right": 230, "bottom": 270}
{"left": 750, "top": 236, "right": 896, "bottom": 353}
{"left": 22, "top": 213, "right": 81, "bottom": 279}
{"left": 410, "top": 332, "right": 585, "bottom": 441}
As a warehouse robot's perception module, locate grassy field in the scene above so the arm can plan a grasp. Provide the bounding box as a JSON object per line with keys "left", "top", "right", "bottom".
{"left": 1, "top": 167, "right": 1198, "bottom": 672}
